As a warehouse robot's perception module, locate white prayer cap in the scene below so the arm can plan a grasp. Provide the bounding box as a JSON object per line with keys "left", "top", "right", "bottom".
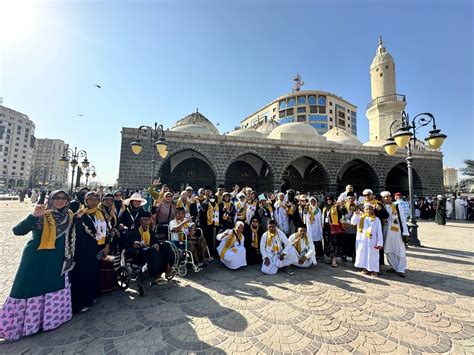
{"left": 362, "top": 189, "right": 373, "bottom": 195}
{"left": 380, "top": 191, "right": 391, "bottom": 197}
{"left": 437, "top": 194, "right": 443, "bottom": 199}
{"left": 363, "top": 202, "right": 375, "bottom": 208}
{"left": 185, "top": 186, "right": 193, "bottom": 191}
{"left": 237, "top": 192, "right": 246, "bottom": 199}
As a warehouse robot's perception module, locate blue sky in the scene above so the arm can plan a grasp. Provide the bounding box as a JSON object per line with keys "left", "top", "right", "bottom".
{"left": 1, "top": 0, "right": 472, "bottom": 184}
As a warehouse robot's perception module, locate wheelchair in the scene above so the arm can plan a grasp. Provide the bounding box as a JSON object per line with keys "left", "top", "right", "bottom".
{"left": 115, "top": 240, "right": 181, "bottom": 297}
{"left": 168, "top": 227, "right": 212, "bottom": 277}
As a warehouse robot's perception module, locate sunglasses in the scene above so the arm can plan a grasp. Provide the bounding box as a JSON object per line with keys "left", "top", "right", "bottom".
{"left": 52, "top": 196, "right": 68, "bottom": 201}
{"left": 363, "top": 194, "right": 371, "bottom": 197}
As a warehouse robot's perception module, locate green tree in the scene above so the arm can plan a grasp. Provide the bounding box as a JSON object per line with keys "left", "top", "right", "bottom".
{"left": 459, "top": 159, "right": 474, "bottom": 191}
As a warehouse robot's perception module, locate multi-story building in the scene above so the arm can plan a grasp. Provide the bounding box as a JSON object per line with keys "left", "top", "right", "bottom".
{"left": 240, "top": 84, "right": 357, "bottom": 136}
{"left": 443, "top": 167, "right": 458, "bottom": 188}
{"left": 0, "top": 105, "right": 36, "bottom": 188}
{"left": 31, "top": 138, "right": 69, "bottom": 189}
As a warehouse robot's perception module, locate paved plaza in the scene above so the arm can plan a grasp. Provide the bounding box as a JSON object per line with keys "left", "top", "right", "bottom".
{"left": 0, "top": 201, "right": 473, "bottom": 354}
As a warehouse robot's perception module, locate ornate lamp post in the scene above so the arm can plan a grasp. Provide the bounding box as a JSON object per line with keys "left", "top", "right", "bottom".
{"left": 130, "top": 123, "right": 168, "bottom": 183}
{"left": 384, "top": 111, "right": 447, "bottom": 246}
{"left": 58, "top": 145, "right": 90, "bottom": 194}
{"left": 83, "top": 165, "right": 97, "bottom": 187}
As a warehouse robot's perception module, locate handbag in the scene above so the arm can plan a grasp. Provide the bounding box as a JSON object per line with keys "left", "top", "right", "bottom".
{"left": 330, "top": 222, "right": 346, "bottom": 235}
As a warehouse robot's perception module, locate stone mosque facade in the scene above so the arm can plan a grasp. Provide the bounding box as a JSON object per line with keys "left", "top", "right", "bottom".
{"left": 118, "top": 38, "right": 444, "bottom": 195}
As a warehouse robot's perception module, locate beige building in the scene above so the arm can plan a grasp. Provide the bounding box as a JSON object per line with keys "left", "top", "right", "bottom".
{"left": 240, "top": 88, "right": 357, "bottom": 136}
{"left": 31, "top": 138, "right": 69, "bottom": 189}
{"left": 0, "top": 105, "right": 36, "bottom": 188}
{"left": 443, "top": 167, "right": 458, "bottom": 188}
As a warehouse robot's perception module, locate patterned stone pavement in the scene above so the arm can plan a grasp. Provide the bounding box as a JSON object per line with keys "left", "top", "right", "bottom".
{"left": 0, "top": 200, "right": 473, "bottom": 354}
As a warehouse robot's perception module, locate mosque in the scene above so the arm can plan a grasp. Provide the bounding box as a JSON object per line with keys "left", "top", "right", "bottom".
{"left": 118, "top": 37, "right": 444, "bottom": 195}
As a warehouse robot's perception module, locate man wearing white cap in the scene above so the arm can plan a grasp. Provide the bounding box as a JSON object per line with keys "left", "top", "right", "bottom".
{"left": 351, "top": 203, "right": 384, "bottom": 276}
{"left": 380, "top": 191, "right": 409, "bottom": 277}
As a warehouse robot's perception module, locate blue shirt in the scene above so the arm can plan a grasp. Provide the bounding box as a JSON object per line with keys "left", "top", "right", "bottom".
{"left": 395, "top": 200, "right": 410, "bottom": 221}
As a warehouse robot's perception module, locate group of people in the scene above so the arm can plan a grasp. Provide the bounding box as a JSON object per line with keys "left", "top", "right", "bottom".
{"left": 0, "top": 181, "right": 431, "bottom": 341}
{"left": 414, "top": 195, "right": 471, "bottom": 221}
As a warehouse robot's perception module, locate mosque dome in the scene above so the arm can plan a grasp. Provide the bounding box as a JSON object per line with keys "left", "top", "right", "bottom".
{"left": 323, "top": 127, "right": 362, "bottom": 146}
{"left": 255, "top": 120, "right": 280, "bottom": 136}
{"left": 172, "top": 110, "right": 219, "bottom": 135}
{"left": 268, "top": 122, "right": 326, "bottom": 143}
{"left": 170, "top": 124, "right": 217, "bottom": 135}
{"left": 226, "top": 129, "right": 264, "bottom": 138}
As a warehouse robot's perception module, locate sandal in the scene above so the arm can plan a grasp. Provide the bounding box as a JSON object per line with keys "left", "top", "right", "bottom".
{"left": 362, "top": 269, "right": 369, "bottom": 275}
{"left": 371, "top": 272, "right": 379, "bottom": 277}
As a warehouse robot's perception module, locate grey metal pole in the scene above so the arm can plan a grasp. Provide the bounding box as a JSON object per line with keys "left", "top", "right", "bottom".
{"left": 406, "top": 142, "right": 421, "bottom": 246}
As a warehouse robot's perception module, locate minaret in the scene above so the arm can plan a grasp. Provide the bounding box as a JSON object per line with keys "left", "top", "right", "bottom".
{"left": 366, "top": 36, "right": 406, "bottom": 145}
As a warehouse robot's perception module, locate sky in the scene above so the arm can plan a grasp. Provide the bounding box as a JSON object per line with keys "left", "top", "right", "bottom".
{"left": 1, "top": 0, "right": 473, "bottom": 185}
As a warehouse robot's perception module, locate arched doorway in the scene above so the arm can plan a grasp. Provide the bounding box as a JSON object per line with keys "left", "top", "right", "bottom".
{"left": 337, "top": 159, "right": 380, "bottom": 195}
{"left": 282, "top": 156, "right": 330, "bottom": 193}
{"left": 224, "top": 153, "right": 273, "bottom": 192}
{"left": 385, "top": 163, "right": 423, "bottom": 196}
{"left": 159, "top": 150, "right": 216, "bottom": 191}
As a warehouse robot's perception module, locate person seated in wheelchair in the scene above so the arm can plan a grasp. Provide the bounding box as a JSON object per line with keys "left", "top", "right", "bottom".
{"left": 187, "top": 223, "right": 213, "bottom": 266}
{"left": 125, "top": 212, "right": 174, "bottom": 283}
{"left": 168, "top": 208, "right": 193, "bottom": 248}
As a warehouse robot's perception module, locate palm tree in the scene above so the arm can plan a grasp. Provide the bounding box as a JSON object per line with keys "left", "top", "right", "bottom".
{"left": 459, "top": 159, "right": 474, "bottom": 193}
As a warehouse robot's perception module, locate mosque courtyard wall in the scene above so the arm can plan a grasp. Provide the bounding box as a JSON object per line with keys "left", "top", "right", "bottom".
{"left": 118, "top": 128, "right": 444, "bottom": 195}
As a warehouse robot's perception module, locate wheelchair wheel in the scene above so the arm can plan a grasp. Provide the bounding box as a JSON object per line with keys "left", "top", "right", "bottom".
{"left": 177, "top": 263, "right": 187, "bottom": 277}
{"left": 138, "top": 284, "right": 145, "bottom": 297}
{"left": 116, "top": 267, "right": 130, "bottom": 290}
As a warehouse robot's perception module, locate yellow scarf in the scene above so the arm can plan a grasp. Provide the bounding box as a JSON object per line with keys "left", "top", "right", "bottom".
{"left": 83, "top": 207, "right": 107, "bottom": 245}
{"left": 389, "top": 203, "right": 400, "bottom": 231}
{"left": 176, "top": 219, "right": 189, "bottom": 241}
{"left": 217, "top": 194, "right": 223, "bottom": 205}
{"left": 309, "top": 205, "right": 319, "bottom": 223}
{"left": 358, "top": 213, "right": 376, "bottom": 238}
{"left": 176, "top": 198, "right": 190, "bottom": 212}
{"left": 139, "top": 226, "right": 151, "bottom": 246}
{"left": 293, "top": 232, "right": 309, "bottom": 254}
{"left": 345, "top": 202, "right": 357, "bottom": 212}
{"left": 250, "top": 224, "right": 259, "bottom": 249}
{"left": 323, "top": 205, "right": 339, "bottom": 225}
{"left": 266, "top": 202, "right": 273, "bottom": 214}
{"left": 38, "top": 211, "right": 74, "bottom": 250}
{"left": 219, "top": 229, "right": 242, "bottom": 259}
{"left": 207, "top": 202, "right": 214, "bottom": 225}
{"left": 236, "top": 202, "right": 247, "bottom": 220}
{"left": 266, "top": 230, "right": 280, "bottom": 252}
{"left": 222, "top": 201, "right": 231, "bottom": 220}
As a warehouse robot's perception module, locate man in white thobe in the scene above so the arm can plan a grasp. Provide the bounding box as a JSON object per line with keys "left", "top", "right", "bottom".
{"left": 446, "top": 198, "right": 454, "bottom": 219}
{"left": 454, "top": 197, "right": 466, "bottom": 220}
{"left": 260, "top": 219, "right": 299, "bottom": 275}
{"left": 288, "top": 226, "right": 316, "bottom": 268}
{"left": 216, "top": 221, "right": 247, "bottom": 270}
{"left": 351, "top": 203, "right": 384, "bottom": 276}
{"left": 380, "top": 191, "right": 409, "bottom": 277}
{"left": 274, "top": 193, "right": 290, "bottom": 235}
{"left": 304, "top": 197, "right": 323, "bottom": 259}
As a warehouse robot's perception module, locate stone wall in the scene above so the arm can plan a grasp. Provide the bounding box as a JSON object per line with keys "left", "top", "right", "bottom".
{"left": 118, "top": 128, "right": 444, "bottom": 195}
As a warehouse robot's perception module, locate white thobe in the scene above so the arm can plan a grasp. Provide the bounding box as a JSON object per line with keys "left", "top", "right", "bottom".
{"left": 304, "top": 208, "right": 322, "bottom": 242}
{"left": 246, "top": 204, "right": 257, "bottom": 225}
{"left": 260, "top": 229, "right": 299, "bottom": 274}
{"left": 216, "top": 230, "right": 247, "bottom": 270}
{"left": 383, "top": 204, "right": 409, "bottom": 273}
{"left": 446, "top": 201, "right": 454, "bottom": 218}
{"left": 288, "top": 233, "right": 316, "bottom": 267}
{"left": 454, "top": 199, "right": 465, "bottom": 220}
{"left": 274, "top": 201, "right": 290, "bottom": 235}
{"left": 351, "top": 214, "right": 383, "bottom": 273}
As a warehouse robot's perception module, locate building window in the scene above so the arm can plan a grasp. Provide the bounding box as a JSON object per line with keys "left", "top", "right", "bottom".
{"left": 279, "top": 110, "right": 285, "bottom": 118}
{"left": 297, "top": 96, "right": 306, "bottom": 105}
{"left": 329, "top": 117, "right": 333, "bottom": 122}
{"left": 310, "top": 106, "right": 318, "bottom": 114}
{"left": 309, "top": 115, "right": 327, "bottom": 122}
{"left": 330, "top": 125, "right": 333, "bottom": 129}
{"left": 380, "top": 73, "right": 383, "bottom": 77}
{"left": 386, "top": 65, "right": 389, "bottom": 69}
{"left": 329, "top": 110, "right": 333, "bottom": 114}
{"left": 338, "top": 119, "right": 345, "bottom": 126}
{"left": 318, "top": 96, "right": 326, "bottom": 105}
{"left": 297, "top": 115, "right": 306, "bottom": 122}
{"left": 279, "top": 101, "right": 286, "bottom": 110}
{"left": 287, "top": 97, "right": 295, "bottom": 107}
{"left": 329, "top": 102, "right": 333, "bottom": 106}
{"left": 297, "top": 107, "right": 306, "bottom": 113}
{"left": 273, "top": 107, "right": 276, "bottom": 112}
{"left": 348, "top": 124, "right": 351, "bottom": 127}
{"left": 308, "top": 96, "right": 316, "bottom": 105}
{"left": 318, "top": 106, "right": 326, "bottom": 114}
{"left": 286, "top": 108, "right": 294, "bottom": 116}
{"left": 338, "top": 111, "right": 345, "bottom": 119}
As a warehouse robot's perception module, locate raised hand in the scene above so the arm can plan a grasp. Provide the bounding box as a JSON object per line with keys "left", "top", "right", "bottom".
{"left": 75, "top": 209, "right": 85, "bottom": 219}
{"left": 153, "top": 179, "right": 161, "bottom": 186}
{"left": 33, "top": 204, "right": 50, "bottom": 217}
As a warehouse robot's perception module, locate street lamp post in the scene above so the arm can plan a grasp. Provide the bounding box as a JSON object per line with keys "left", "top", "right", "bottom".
{"left": 58, "top": 145, "right": 90, "bottom": 194}
{"left": 83, "top": 165, "right": 97, "bottom": 187}
{"left": 130, "top": 123, "right": 168, "bottom": 184}
{"left": 384, "top": 111, "right": 447, "bottom": 246}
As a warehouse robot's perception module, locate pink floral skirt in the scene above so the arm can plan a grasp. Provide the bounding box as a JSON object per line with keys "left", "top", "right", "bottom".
{"left": 0, "top": 277, "right": 72, "bottom": 341}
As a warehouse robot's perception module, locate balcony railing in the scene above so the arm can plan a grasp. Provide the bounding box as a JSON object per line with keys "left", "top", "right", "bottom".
{"left": 367, "top": 94, "right": 406, "bottom": 109}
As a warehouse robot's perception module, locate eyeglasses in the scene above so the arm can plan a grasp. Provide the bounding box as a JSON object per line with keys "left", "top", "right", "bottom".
{"left": 52, "top": 196, "right": 68, "bottom": 201}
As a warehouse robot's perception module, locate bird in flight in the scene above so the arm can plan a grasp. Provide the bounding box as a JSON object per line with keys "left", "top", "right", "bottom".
{"left": 78, "top": 114, "right": 83, "bottom": 117}
{"left": 95, "top": 84, "right": 101, "bottom": 89}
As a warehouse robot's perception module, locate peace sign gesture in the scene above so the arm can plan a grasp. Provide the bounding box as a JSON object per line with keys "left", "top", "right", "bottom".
{"left": 33, "top": 204, "right": 51, "bottom": 217}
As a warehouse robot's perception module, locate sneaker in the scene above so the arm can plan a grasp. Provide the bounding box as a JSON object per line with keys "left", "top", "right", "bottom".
{"left": 284, "top": 266, "right": 294, "bottom": 275}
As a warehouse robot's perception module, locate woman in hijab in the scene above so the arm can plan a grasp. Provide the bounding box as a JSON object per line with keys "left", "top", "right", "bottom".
{"left": 70, "top": 191, "right": 108, "bottom": 314}
{"left": 0, "top": 190, "right": 76, "bottom": 341}
{"left": 322, "top": 194, "right": 344, "bottom": 267}
{"left": 118, "top": 192, "right": 147, "bottom": 249}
